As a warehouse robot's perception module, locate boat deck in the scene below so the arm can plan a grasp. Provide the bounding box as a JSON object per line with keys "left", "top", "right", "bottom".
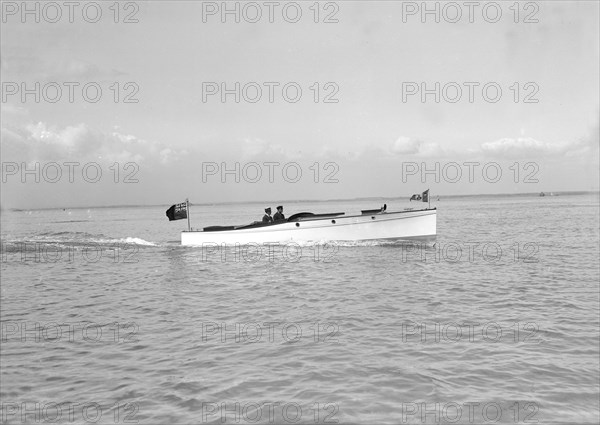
{"left": 195, "top": 208, "right": 435, "bottom": 233}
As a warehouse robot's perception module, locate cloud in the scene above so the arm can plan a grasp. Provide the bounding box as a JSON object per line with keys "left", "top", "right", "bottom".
{"left": 1, "top": 121, "right": 184, "bottom": 166}
{"left": 388, "top": 136, "right": 445, "bottom": 157}
{"left": 481, "top": 137, "right": 566, "bottom": 157}
{"left": 299, "top": 136, "right": 448, "bottom": 163}
{"left": 391, "top": 136, "right": 421, "bottom": 154}
{"left": 1, "top": 50, "right": 125, "bottom": 81}
{"left": 480, "top": 135, "right": 596, "bottom": 158}
{"left": 240, "top": 137, "right": 298, "bottom": 160}
{"left": 0, "top": 104, "right": 29, "bottom": 117}
{"left": 582, "top": 122, "right": 600, "bottom": 151}
{"left": 1, "top": 104, "right": 31, "bottom": 130}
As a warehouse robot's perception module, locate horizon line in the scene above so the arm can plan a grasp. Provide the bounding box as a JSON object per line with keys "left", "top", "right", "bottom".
{"left": 3, "top": 190, "right": 599, "bottom": 211}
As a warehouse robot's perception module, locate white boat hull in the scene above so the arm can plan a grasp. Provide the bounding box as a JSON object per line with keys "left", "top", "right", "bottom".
{"left": 181, "top": 209, "right": 436, "bottom": 246}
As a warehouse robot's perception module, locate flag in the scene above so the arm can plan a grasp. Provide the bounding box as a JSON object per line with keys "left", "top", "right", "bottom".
{"left": 166, "top": 202, "right": 187, "bottom": 221}
{"left": 422, "top": 189, "right": 429, "bottom": 203}
{"left": 410, "top": 194, "right": 421, "bottom": 201}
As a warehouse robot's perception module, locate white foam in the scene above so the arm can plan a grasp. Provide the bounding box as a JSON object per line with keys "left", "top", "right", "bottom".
{"left": 88, "top": 237, "right": 159, "bottom": 246}
{"left": 119, "top": 237, "right": 158, "bottom": 246}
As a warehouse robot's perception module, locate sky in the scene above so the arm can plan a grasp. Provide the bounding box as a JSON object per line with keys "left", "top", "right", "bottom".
{"left": 1, "top": 0, "right": 599, "bottom": 209}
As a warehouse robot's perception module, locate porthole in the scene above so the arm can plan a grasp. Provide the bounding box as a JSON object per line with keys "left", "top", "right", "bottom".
{"left": 371, "top": 216, "right": 375, "bottom": 220}
{"left": 296, "top": 223, "right": 300, "bottom": 227}
{"left": 332, "top": 220, "right": 336, "bottom": 224}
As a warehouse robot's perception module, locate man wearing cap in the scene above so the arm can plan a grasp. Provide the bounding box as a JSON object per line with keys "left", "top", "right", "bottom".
{"left": 262, "top": 207, "right": 273, "bottom": 223}
{"left": 273, "top": 205, "right": 285, "bottom": 222}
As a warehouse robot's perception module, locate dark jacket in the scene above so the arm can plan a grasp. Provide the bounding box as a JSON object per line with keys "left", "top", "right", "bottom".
{"left": 262, "top": 214, "right": 273, "bottom": 223}
{"left": 273, "top": 212, "right": 285, "bottom": 222}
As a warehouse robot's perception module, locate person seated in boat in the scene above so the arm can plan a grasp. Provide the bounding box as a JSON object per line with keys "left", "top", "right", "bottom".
{"left": 273, "top": 205, "right": 285, "bottom": 222}
{"left": 262, "top": 207, "right": 273, "bottom": 223}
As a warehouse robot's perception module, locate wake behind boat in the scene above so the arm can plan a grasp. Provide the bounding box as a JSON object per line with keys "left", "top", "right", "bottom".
{"left": 167, "top": 192, "right": 437, "bottom": 246}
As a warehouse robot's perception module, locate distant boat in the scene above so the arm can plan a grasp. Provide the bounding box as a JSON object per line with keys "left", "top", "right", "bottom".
{"left": 539, "top": 192, "right": 546, "bottom": 197}
{"left": 181, "top": 207, "right": 437, "bottom": 246}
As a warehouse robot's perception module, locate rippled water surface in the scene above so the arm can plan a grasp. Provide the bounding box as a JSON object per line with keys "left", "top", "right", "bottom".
{"left": 1, "top": 193, "right": 599, "bottom": 424}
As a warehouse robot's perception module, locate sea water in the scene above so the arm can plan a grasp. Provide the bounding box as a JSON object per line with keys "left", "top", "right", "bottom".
{"left": 1, "top": 193, "right": 598, "bottom": 424}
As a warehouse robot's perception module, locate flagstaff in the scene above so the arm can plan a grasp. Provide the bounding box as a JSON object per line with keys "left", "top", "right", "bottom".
{"left": 186, "top": 198, "right": 191, "bottom": 231}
